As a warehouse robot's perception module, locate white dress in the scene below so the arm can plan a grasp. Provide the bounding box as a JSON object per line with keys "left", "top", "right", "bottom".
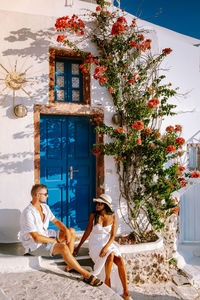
{"left": 88, "top": 221, "right": 123, "bottom": 294}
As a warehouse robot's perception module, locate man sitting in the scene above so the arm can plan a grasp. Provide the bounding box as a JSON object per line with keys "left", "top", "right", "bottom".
{"left": 19, "top": 184, "right": 102, "bottom": 287}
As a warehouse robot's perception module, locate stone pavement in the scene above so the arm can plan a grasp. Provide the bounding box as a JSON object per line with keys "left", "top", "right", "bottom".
{"left": 0, "top": 268, "right": 200, "bottom": 300}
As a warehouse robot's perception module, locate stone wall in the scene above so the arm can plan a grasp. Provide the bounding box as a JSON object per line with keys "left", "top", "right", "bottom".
{"left": 122, "top": 247, "right": 170, "bottom": 284}
{"left": 163, "top": 214, "right": 178, "bottom": 259}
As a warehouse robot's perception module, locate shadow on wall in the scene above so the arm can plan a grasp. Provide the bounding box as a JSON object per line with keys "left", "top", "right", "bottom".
{"left": 3, "top": 27, "right": 55, "bottom": 63}
{"left": 0, "top": 209, "right": 21, "bottom": 242}
{"left": 0, "top": 152, "right": 33, "bottom": 174}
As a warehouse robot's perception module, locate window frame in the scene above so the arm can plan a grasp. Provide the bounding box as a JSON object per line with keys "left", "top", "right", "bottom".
{"left": 49, "top": 48, "right": 91, "bottom": 105}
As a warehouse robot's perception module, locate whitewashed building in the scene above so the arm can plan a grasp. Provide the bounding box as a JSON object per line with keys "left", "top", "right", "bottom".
{"left": 0, "top": 0, "right": 199, "bottom": 255}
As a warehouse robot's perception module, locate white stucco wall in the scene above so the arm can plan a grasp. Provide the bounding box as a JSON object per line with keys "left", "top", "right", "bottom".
{"left": 0, "top": 0, "right": 199, "bottom": 242}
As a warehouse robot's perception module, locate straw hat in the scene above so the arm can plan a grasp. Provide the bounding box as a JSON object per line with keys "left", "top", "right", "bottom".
{"left": 93, "top": 194, "right": 112, "bottom": 210}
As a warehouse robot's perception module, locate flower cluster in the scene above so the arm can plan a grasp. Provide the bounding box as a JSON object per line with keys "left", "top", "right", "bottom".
{"left": 55, "top": 15, "right": 85, "bottom": 35}
{"left": 190, "top": 171, "right": 200, "bottom": 178}
{"left": 111, "top": 16, "right": 127, "bottom": 35}
{"left": 147, "top": 98, "right": 159, "bottom": 108}
{"left": 132, "top": 121, "right": 144, "bottom": 130}
{"left": 94, "top": 65, "right": 108, "bottom": 85}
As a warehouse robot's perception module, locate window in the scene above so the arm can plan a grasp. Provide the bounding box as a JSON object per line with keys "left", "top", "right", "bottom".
{"left": 187, "top": 143, "right": 200, "bottom": 170}
{"left": 55, "top": 59, "right": 83, "bottom": 103}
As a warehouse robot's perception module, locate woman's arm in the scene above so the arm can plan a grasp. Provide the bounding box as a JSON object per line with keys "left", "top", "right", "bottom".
{"left": 99, "top": 215, "right": 117, "bottom": 257}
{"left": 74, "top": 213, "right": 95, "bottom": 255}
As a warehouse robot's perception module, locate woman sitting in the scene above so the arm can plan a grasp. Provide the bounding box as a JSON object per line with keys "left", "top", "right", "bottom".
{"left": 74, "top": 194, "right": 132, "bottom": 300}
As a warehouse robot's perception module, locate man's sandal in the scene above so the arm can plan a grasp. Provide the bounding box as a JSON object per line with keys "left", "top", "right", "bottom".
{"left": 83, "top": 275, "right": 103, "bottom": 287}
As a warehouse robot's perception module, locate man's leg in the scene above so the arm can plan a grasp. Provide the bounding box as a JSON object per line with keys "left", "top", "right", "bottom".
{"left": 59, "top": 228, "right": 76, "bottom": 254}
{"left": 58, "top": 228, "right": 76, "bottom": 271}
{"left": 52, "top": 242, "right": 102, "bottom": 286}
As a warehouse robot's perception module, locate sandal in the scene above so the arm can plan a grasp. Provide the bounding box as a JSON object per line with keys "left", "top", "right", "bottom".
{"left": 83, "top": 275, "right": 103, "bottom": 287}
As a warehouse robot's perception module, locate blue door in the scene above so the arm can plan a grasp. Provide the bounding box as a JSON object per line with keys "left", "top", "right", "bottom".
{"left": 40, "top": 115, "right": 96, "bottom": 230}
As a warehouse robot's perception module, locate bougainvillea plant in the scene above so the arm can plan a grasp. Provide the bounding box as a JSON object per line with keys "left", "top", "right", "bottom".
{"left": 55, "top": 0, "right": 200, "bottom": 242}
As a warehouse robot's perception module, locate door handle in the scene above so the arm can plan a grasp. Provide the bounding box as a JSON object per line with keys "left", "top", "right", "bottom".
{"left": 70, "top": 166, "right": 79, "bottom": 180}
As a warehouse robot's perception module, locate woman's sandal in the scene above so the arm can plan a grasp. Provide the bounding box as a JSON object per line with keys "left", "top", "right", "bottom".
{"left": 83, "top": 275, "right": 103, "bottom": 287}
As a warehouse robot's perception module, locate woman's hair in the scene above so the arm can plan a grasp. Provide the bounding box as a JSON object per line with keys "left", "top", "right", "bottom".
{"left": 94, "top": 203, "right": 114, "bottom": 225}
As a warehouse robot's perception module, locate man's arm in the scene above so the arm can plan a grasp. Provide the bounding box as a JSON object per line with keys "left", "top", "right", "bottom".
{"left": 51, "top": 217, "right": 71, "bottom": 242}
{"left": 30, "top": 232, "right": 57, "bottom": 244}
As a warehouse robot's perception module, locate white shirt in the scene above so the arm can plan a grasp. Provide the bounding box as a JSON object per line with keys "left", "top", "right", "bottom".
{"left": 18, "top": 203, "right": 56, "bottom": 253}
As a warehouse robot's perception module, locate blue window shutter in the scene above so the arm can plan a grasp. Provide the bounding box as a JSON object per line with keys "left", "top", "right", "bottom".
{"left": 55, "top": 59, "right": 83, "bottom": 103}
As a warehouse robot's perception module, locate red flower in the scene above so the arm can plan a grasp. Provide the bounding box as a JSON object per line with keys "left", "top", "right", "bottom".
{"left": 92, "top": 146, "right": 101, "bottom": 156}
{"left": 154, "top": 131, "right": 161, "bottom": 139}
{"left": 162, "top": 48, "right": 172, "bottom": 55}
{"left": 111, "top": 22, "right": 125, "bottom": 35}
{"left": 56, "top": 35, "right": 67, "bottom": 42}
{"left": 173, "top": 207, "right": 179, "bottom": 215}
{"left": 96, "top": 6, "right": 101, "bottom": 11}
{"left": 179, "top": 165, "right": 186, "bottom": 172}
{"left": 175, "top": 125, "right": 182, "bottom": 132}
{"left": 166, "top": 126, "right": 175, "bottom": 132}
{"left": 136, "top": 138, "right": 142, "bottom": 145}
{"left": 129, "top": 40, "right": 138, "bottom": 48}
{"left": 191, "top": 171, "right": 200, "bottom": 178}
{"left": 147, "top": 98, "right": 159, "bottom": 108}
{"left": 115, "top": 127, "right": 126, "bottom": 133}
{"left": 132, "top": 121, "right": 144, "bottom": 130}
{"left": 143, "top": 128, "right": 152, "bottom": 135}
{"left": 108, "top": 87, "right": 114, "bottom": 93}
{"left": 175, "top": 137, "right": 185, "bottom": 145}
{"left": 166, "top": 145, "right": 176, "bottom": 153}
{"left": 128, "top": 79, "right": 135, "bottom": 84}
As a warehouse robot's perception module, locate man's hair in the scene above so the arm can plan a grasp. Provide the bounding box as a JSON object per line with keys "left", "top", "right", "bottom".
{"left": 31, "top": 184, "right": 47, "bottom": 197}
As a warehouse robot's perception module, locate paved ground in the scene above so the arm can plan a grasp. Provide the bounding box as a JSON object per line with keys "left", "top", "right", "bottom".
{"left": 0, "top": 268, "right": 200, "bottom": 300}
{"left": 1, "top": 243, "right": 200, "bottom": 299}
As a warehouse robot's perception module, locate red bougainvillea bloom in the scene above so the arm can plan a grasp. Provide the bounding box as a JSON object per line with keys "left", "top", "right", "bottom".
{"left": 166, "top": 126, "right": 175, "bottom": 132}
{"left": 108, "top": 87, "right": 114, "bottom": 93}
{"left": 129, "top": 40, "right": 138, "bottom": 48}
{"left": 179, "top": 177, "right": 187, "bottom": 187}
{"left": 132, "top": 121, "right": 144, "bottom": 130}
{"left": 154, "top": 131, "right": 161, "bottom": 139}
{"left": 179, "top": 165, "right": 186, "bottom": 172}
{"left": 175, "top": 124, "right": 182, "bottom": 132}
{"left": 143, "top": 128, "right": 152, "bottom": 135}
{"left": 162, "top": 48, "right": 172, "bottom": 55}
{"left": 111, "top": 22, "right": 125, "bottom": 35}
{"left": 147, "top": 98, "right": 159, "bottom": 108}
{"left": 92, "top": 146, "right": 101, "bottom": 156}
{"left": 115, "top": 127, "right": 126, "bottom": 133}
{"left": 166, "top": 145, "right": 176, "bottom": 153}
{"left": 94, "top": 65, "right": 108, "bottom": 85}
{"left": 191, "top": 171, "right": 200, "bottom": 178}
{"left": 55, "top": 15, "right": 85, "bottom": 35}
{"left": 175, "top": 137, "right": 185, "bottom": 145}
{"left": 136, "top": 138, "right": 142, "bottom": 145}
{"left": 128, "top": 79, "right": 135, "bottom": 84}
{"left": 173, "top": 207, "right": 179, "bottom": 214}
{"left": 96, "top": 6, "right": 101, "bottom": 11}
{"left": 57, "top": 35, "right": 67, "bottom": 42}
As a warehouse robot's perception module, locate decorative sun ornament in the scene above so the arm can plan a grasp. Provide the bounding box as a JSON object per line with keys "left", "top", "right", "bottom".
{"left": 0, "top": 59, "right": 34, "bottom": 114}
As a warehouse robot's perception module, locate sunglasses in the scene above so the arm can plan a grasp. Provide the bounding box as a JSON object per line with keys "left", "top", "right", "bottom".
{"left": 39, "top": 193, "right": 48, "bottom": 196}
{"left": 96, "top": 202, "right": 103, "bottom": 206}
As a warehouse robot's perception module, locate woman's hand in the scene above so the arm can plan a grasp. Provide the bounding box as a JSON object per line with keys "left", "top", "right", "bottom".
{"left": 99, "top": 246, "right": 108, "bottom": 257}
{"left": 74, "top": 246, "right": 80, "bottom": 257}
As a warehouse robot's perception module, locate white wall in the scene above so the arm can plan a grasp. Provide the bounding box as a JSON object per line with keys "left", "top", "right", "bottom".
{"left": 0, "top": 0, "right": 199, "bottom": 241}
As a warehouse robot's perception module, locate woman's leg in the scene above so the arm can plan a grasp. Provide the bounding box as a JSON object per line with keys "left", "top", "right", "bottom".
{"left": 114, "top": 256, "right": 129, "bottom": 298}
{"left": 104, "top": 252, "right": 114, "bottom": 287}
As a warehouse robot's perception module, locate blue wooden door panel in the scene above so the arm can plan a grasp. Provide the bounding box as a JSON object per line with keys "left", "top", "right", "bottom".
{"left": 40, "top": 115, "right": 96, "bottom": 230}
